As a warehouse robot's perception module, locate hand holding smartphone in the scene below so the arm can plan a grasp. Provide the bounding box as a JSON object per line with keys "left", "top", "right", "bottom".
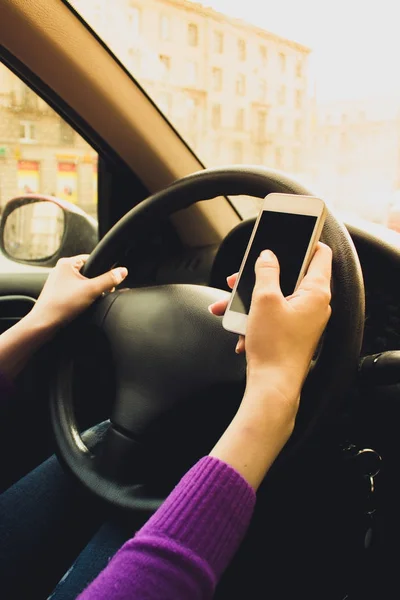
{"left": 222, "top": 193, "right": 327, "bottom": 336}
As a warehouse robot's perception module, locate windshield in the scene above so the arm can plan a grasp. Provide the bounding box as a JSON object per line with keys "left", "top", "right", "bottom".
{"left": 68, "top": 0, "right": 400, "bottom": 231}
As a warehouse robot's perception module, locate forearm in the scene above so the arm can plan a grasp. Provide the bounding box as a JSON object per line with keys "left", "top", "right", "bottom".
{"left": 0, "top": 310, "right": 56, "bottom": 380}
{"left": 210, "top": 381, "right": 298, "bottom": 490}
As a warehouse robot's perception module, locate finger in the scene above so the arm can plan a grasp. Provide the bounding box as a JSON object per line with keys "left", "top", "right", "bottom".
{"left": 235, "top": 336, "right": 245, "bottom": 354}
{"left": 226, "top": 273, "right": 238, "bottom": 290}
{"left": 91, "top": 266, "right": 128, "bottom": 296}
{"left": 302, "top": 243, "right": 332, "bottom": 283}
{"left": 72, "top": 254, "right": 90, "bottom": 262}
{"left": 72, "top": 255, "right": 90, "bottom": 271}
{"left": 209, "top": 273, "right": 238, "bottom": 313}
{"left": 208, "top": 296, "right": 230, "bottom": 316}
{"left": 252, "top": 250, "right": 283, "bottom": 302}
{"left": 55, "top": 255, "right": 90, "bottom": 273}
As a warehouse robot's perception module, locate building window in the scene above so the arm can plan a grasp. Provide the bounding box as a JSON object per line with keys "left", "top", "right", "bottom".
{"left": 12, "top": 85, "right": 38, "bottom": 111}
{"left": 128, "top": 6, "right": 141, "bottom": 37}
{"left": 157, "top": 91, "right": 172, "bottom": 116}
{"left": 186, "top": 96, "right": 198, "bottom": 111}
{"left": 257, "top": 111, "right": 267, "bottom": 140}
{"left": 278, "top": 85, "right": 286, "bottom": 105}
{"left": 60, "top": 120, "right": 74, "bottom": 145}
{"left": 235, "top": 108, "right": 245, "bottom": 131}
{"left": 279, "top": 52, "right": 286, "bottom": 72}
{"left": 260, "top": 45, "right": 267, "bottom": 64}
{"left": 238, "top": 39, "right": 246, "bottom": 61}
{"left": 295, "top": 90, "right": 303, "bottom": 109}
{"left": 211, "top": 104, "right": 221, "bottom": 129}
{"left": 296, "top": 59, "right": 302, "bottom": 78}
{"left": 186, "top": 96, "right": 199, "bottom": 134}
{"left": 232, "top": 140, "right": 243, "bottom": 163}
{"left": 294, "top": 119, "right": 302, "bottom": 139}
{"left": 258, "top": 79, "right": 267, "bottom": 103}
{"left": 212, "top": 67, "right": 223, "bottom": 91}
{"left": 275, "top": 146, "right": 283, "bottom": 168}
{"left": 159, "top": 55, "right": 171, "bottom": 80}
{"left": 186, "top": 60, "right": 198, "bottom": 85}
{"left": 214, "top": 31, "right": 223, "bottom": 53}
{"left": 188, "top": 23, "right": 198, "bottom": 46}
{"left": 24, "top": 87, "right": 39, "bottom": 111}
{"left": 236, "top": 73, "right": 246, "bottom": 96}
{"left": 185, "top": 97, "right": 199, "bottom": 148}
{"left": 160, "top": 15, "right": 170, "bottom": 41}
{"left": 19, "top": 120, "right": 36, "bottom": 142}
{"left": 277, "top": 117, "right": 284, "bottom": 134}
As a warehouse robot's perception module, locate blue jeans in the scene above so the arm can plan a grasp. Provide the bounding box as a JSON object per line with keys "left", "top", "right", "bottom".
{"left": 0, "top": 426, "right": 141, "bottom": 600}
{"left": 47, "top": 521, "right": 130, "bottom": 600}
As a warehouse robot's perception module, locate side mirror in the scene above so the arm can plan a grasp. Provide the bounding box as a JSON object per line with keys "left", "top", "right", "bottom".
{"left": 0, "top": 194, "right": 98, "bottom": 267}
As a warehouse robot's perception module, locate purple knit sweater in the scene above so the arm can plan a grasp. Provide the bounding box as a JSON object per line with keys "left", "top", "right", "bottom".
{"left": 78, "top": 456, "right": 256, "bottom": 599}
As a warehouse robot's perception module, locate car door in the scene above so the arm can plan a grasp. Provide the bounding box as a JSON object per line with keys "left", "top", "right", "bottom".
{"left": 0, "top": 54, "right": 154, "bottom": 493}
{"left": 0, "top": 60, "right": 103, "bottom": 490}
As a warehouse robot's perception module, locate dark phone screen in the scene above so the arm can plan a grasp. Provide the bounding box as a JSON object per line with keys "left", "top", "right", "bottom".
{"left": 230, "top": 210, "right": 318, "bottom": 314}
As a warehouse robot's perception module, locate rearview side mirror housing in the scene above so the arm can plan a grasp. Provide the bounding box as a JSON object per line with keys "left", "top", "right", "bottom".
{"left": 0, "top": 194, "right": 98, "bottom": 268}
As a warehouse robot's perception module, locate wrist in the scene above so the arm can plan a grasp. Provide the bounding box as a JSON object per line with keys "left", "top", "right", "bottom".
{"left": 22, "top": 307, "right": 60, "bottom": 341}
{"left": 245, "top": 367, "right": 301, "bottom": 413}
{"left": 239, "top": 384, "right": 298, "bottom": 436}
{"left": 210, "top": 387, "right": 297, "bottom": 491}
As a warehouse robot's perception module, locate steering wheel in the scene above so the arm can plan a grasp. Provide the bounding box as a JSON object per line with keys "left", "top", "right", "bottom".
{"left": 50, "top": 166, "right": 365, "bottom": 512}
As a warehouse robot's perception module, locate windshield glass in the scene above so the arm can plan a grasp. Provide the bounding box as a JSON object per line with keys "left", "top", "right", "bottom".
{"left": 68, "top": 0, "right": 400, "bottom": 231}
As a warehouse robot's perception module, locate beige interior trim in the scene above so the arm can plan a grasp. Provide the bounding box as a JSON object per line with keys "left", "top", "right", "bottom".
{"left": 0, "top": 0, "right": 240, "bottom": 245}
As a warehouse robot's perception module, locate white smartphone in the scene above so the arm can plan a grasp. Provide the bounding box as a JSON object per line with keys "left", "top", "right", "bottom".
{"left": 222, "top": 193, "right": 327, "bottom": 336}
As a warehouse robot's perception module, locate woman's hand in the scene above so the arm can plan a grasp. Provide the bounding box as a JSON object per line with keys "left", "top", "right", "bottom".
{"left": 244, "top": 243, "right": 332, "bottom": 408}
{"left": 31, "top": 255, "right": 128, "bottom": 330}
{"left": 209, "top": 242, "right": 332, "bottom": 403}
{"left": 209, "top": 243, "right": 332, "bottom": 488}
{"left": 0, "top": 256, "right": 128, "bottom": 380}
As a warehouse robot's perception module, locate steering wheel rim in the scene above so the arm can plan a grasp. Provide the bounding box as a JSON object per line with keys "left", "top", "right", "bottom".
{"left": 50, "top": 166, "right": 365, "bottom": 512}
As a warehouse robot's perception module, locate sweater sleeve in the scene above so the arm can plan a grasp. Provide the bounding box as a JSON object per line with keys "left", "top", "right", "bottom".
{"left": 78, "top": 456, "right": 256, "bottom": 600}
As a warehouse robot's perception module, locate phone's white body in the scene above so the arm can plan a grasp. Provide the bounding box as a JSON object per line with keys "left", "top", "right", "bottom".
{"left": 222, "top": 193, "right": 327, "bottom": 336}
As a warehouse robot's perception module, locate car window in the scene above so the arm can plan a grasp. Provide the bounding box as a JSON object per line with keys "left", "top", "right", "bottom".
{"left": 67, "top": 0, "right": 400, "bottom": 233}
{"left": 0, "top": 62, "right": 98, "bottom": 272}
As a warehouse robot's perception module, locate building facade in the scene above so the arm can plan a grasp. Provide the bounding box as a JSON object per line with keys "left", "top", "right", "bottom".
{"left": 1, "top": 0, "right": 311, "bottom": 217}
{"left": 0, "top": 0, "right": 313, "bottom": 221}
{"left": 73, "top": 0, "right": 311, "bottom": 174}
{"left": 309, "top": 98, "right": 400, "bottom": 224}
{"left": 0, "top": 63, "right": 97, "bottom": 216}
{"left": 2, "top": 0, "right": 400, "bottom": 228}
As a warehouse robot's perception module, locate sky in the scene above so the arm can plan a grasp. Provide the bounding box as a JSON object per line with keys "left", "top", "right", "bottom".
{"left": 198, "top": 0, "right": 400, "bottom": 102}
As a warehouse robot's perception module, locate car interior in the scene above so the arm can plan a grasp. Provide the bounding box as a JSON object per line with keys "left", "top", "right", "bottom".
{"left": 1, "top": 1, "right": 400, "bottom": 599}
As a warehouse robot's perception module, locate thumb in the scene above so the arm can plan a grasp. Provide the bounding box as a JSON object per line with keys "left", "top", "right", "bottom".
{"left": 253, "top": 250, "right": 282, "bottom": 301}
{"left": 91, "top": 266, "right": 128, "bottom": 296}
